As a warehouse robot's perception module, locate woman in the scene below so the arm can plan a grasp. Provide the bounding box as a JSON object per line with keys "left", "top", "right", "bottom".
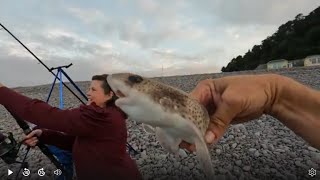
{"left": 0, "top": 74, "right": 142, "bottom": 180}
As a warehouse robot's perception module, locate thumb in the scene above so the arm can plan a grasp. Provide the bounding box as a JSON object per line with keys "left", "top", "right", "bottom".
{"left": 24, "top": 130, "right": 38, "bottom": 139}
{"left": 205, "top": 101, "right": 238, "bottom": 144}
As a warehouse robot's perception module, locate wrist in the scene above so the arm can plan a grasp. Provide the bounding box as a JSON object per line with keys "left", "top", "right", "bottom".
{"left": 267, "top": 74, "right": 320, "bottom": 148}
{"left": 268, "top": 74, "right": 320, "bottom": 118}
{"left": 267, "top": 74, "right": 300, "bottom": 118}
{"left": 261, "top": 73, "right": 284, "bottom": 115}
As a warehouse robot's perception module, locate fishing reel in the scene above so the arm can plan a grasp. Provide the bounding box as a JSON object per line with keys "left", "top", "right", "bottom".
{"left": 0, "top": 132, "right": 28, "bottom": 168}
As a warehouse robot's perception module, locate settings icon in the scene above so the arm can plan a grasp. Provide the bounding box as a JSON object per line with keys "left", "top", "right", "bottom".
{"left": 308, "top": 168, "right": 316, "bottom": 177}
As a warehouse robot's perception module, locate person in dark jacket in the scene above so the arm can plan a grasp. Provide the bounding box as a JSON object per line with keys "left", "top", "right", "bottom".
{"left": 0, "top": 74, "right": 142, "bottom": 180}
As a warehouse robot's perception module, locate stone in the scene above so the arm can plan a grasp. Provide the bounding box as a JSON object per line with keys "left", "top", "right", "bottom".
{"left": 242, "top": 166, "right": 251, "bottom": 171}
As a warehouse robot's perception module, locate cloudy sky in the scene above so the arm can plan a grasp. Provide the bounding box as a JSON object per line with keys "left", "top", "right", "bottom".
{"left": 0, "top": 0, "right": 319, "bottom": 87}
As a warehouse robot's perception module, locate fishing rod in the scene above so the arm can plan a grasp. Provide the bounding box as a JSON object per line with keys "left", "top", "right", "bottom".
{"left": 0, "top": 23, "right": 87, "bottom": 104}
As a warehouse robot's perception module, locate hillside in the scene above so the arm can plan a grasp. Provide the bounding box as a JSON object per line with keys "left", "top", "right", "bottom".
{"left": 222, "top": 6, "right": 320, "bottom": 72}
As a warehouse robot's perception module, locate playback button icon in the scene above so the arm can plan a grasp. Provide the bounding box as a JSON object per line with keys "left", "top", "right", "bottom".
{"left": 8, "top": 169, "right": 13, "bottom": 176}
{"left": 38, "top": 168, "right": 45, "bottom": 176}
{"left": 54, "top": 169, "right": 62, "bottom": 176}
{"left": 309, "top": 168, "right": 317, "bottom": 177}
{"left": 22, "top": 168, "right": 30, "bottom": 177}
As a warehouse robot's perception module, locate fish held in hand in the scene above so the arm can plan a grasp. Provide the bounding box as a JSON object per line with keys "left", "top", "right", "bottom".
{"left": 107, "top": 73, "right": 215, "bottom": 178}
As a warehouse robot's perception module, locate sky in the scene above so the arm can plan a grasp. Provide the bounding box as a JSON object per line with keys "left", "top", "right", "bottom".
{"left": 0, "top": 0, "right": 319, "bottom": 87}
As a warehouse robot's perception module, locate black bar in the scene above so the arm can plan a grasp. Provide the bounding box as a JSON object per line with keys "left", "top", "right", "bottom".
{"left": 50, "top": 63, "right": 73, "bottom": 71}
{"left": 61, "top": 69, "right": 88, "bottom": 101}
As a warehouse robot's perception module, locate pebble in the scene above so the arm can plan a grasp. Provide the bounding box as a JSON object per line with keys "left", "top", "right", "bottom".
{"left": 216, "top": 149, "right": 222, "bottom": 154}
{"left": 275, "top": 148, "right": 286, "bottom": 153}
{"left": 141, "top": 150, "right": 148, "bottom": 159}
{"left": 233, "top": 153, "right": 240, "bottom": 159}
{"left": 263, "top": 167, "right": 270, "bottom": 173}
{"left": 268, "top": 144, "right": 275, "bottom": 151}
{"left": 254, "top": 151, "right": 260, "bottom": 157}
{"left": 188, "top": 162, "right": 194, "bottom": 169}
{"left": 302, "top": 149, "right": 310, "bottom": 156}
{"left": 261, "top": 144, "right": 267, "bottom": 149}
{"left": 173, "top": 162, "right": 180, "bottom": 169}
{"left": 306, "top": 160, "right": 318, "bottom": 168}
{"left": 295, "top": 161, "right": 303, "bottom": 167}
{"left": 235, "top": 160, "right": 242, "bottom": 166}
{"left": 232, "top": 143, "right": 237, "bottom": 149}
{"left": 159, "top": 167, "right": 167, "bottom": 174}
{"left": 282, "top": 138, "right": 291, "bottom": 144}
{"left": 286, "top": 173, "right": 297, "bottom": 180}
{"left": 249, "top": 148, "right": 256, "bottom": 153}
{"left": 242, "top": 166, "right": 251, "bottom": 171}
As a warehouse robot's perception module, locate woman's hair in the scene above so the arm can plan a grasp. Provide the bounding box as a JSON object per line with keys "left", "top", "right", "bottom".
{"left": 91, "top": 74, "right": 117, "bottom": 106}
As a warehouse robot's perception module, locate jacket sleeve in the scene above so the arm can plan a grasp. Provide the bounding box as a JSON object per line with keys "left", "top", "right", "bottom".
{"left": 38, "top": 129, "right": 75, "bottom": 151}
{"left": 0, "top": 87, "right": 109, "bottom": 136}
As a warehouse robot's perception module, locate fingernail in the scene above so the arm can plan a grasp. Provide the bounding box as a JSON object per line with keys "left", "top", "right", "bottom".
{"left": 205, "top": 132, "right": 215, "bottom": 143}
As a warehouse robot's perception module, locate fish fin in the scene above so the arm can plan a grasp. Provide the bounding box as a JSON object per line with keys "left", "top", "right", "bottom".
{"left": 142, "top": 123, "right": 155, "bottom": 134}
{"left": 155, "top": 127, "right": 181, "bottom": 155}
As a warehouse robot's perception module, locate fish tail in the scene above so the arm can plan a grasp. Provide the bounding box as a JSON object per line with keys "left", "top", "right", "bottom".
{"left": 194, "top": 136, "right": 215, "bottom": 179}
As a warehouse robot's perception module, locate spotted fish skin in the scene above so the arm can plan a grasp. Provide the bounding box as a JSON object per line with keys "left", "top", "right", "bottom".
{"left": 107, "top": 73, "right": 215, "bottom": 179}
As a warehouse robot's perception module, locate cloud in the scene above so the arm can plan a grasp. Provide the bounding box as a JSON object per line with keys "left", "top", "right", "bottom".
{"left": 67, "top": 7, "right": 106, "bottom": 24}
{"left": 137, "top": 0, "right": 159, "bottom": 14}
{"left": 0, "top": 26, "right": 121, "bottom": 87}
{"left": 67, "top": 4, "right": 206, "bottom": 49}
{"left": 190, "top": 0, "right": 320, "bottom": 25}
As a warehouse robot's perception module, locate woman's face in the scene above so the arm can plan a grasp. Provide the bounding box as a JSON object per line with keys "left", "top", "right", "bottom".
{"left": 86, "top": 80, "right": 113, "bottom": 108}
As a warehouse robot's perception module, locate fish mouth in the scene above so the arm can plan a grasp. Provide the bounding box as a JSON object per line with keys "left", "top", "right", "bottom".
{"left": 107, "top": 75, "right": 129, "bottom": 98}
{"left": 115, "top": 90, "right": 126, "bottom": 98}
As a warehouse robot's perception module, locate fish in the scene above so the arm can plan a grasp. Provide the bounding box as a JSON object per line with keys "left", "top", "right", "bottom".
{"left": 107, "top": 73, "right": 215, "bottom": 178}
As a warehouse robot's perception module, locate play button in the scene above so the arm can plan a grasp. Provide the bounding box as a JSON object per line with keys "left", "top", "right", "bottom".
{"left": 8, "top": 169, "right": 13, "bottom": 176}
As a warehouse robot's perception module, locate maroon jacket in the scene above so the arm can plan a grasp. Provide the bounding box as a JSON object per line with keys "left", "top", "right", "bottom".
{"left": 0, "top": 87, "right": 142, "bottom": 180}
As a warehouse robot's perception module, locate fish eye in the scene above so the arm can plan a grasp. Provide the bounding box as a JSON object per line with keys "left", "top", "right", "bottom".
{"left": 128, "top": 75, "right": 143, "bottom": 83}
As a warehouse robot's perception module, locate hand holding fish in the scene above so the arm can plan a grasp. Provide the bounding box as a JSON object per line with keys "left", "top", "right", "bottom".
{"left": 180, "top": 74, "right": 278, "bottom": 151}
{"left": 180, "top": 73, "right": 320, "bottom": 151}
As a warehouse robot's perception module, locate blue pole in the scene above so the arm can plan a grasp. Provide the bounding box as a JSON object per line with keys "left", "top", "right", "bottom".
{"left": 59, "top": 68, "right": 64, "bottom": 109}
{"left": 47, "top": 70, "right": 59, "bottom": 103}
{"left": 50, "top": 68, "right": 73, "bottom": 180}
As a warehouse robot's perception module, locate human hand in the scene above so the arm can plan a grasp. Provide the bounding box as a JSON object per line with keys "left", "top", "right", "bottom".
{"left": 0, "top": 83, "right": 4, "bottom": 88}
{"left": 23, "top": 129, "right": 43, "bottom": 147}
{"left": 180, "top": 74, "right": 280, "bottom": 151}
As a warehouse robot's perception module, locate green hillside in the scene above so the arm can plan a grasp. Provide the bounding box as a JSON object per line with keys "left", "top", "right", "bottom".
{"left": 222, "top": 6, "right": 320, "bottom": 72}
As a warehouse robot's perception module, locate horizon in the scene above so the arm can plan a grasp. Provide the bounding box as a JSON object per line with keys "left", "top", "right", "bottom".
{"left": 1, "top": 1, "right": 319, "bottom": 88}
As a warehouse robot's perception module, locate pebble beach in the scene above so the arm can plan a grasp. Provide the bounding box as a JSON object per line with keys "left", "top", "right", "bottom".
{"left": 1, "top": 66, "right": 320, "bottom": 180}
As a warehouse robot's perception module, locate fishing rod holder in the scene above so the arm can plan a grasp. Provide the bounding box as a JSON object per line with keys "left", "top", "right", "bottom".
{"left": 47, "top": 63, "right": 87, "bottom": 106}
{"left": 49, "top": 63, "right": 73, "bottom": 72}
